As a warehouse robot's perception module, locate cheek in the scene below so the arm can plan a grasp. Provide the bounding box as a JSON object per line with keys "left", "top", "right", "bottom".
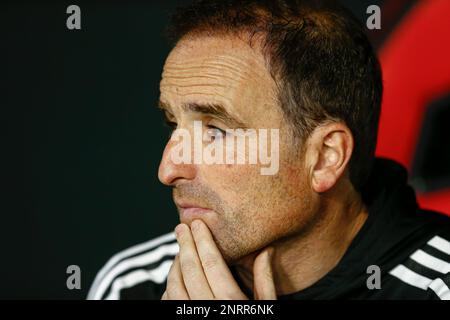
{"left": 198, "top": 157, "right": 308, "bottom": 211}
{"left": 200, "top": 163, "right": 262, "bottom": 202}
{"left": 238, "top": 163, "right": 313, "bottom": 235}
{"left": 197, "top": 161, "right": 316, "bottom": 257}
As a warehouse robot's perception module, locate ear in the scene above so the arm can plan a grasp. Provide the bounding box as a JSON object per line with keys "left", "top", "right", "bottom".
{"left": 306, "top": 122, "right": 354, "bottom": 193}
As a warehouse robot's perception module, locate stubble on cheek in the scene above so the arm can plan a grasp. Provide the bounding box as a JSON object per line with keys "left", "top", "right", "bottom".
{"left": 208, "top": 169, "right": 287, "bottom": 262}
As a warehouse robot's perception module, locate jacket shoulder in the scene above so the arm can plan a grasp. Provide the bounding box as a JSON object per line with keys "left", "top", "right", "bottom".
{"left": 387, "top": 229, "right": 450, "bottom": 300}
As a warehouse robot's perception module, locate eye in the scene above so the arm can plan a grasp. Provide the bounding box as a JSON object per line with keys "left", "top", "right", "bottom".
{"left": 206, "top": 125, "right": 226, "bottom": 140}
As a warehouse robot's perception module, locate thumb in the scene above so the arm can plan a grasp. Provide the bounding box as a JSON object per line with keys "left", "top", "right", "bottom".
{"left": 253, "top": 247, "right": 277, "bottom": 300}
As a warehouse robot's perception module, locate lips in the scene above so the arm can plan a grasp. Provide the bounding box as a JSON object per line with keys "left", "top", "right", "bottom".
{"left": 175, "top": 200, "right": 213, "bottom": 220}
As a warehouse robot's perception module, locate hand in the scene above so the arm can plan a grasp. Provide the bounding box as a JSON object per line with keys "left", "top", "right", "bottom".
{"left": 161, "top": 220, "right": 277, "bottom": 300}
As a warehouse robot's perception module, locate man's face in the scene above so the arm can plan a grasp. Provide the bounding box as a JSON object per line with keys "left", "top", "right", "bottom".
{"left": 158, "top": 35, "right": 317, "bottom": 263}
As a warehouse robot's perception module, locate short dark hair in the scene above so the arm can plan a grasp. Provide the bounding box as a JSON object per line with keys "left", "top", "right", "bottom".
{"left": 167, "top": 0, "right": 383, "bottom": 191}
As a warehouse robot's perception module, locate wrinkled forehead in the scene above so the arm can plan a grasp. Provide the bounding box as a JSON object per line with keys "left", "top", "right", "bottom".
{"left": 159, "top": 36, "right": 281, "bottom": 127}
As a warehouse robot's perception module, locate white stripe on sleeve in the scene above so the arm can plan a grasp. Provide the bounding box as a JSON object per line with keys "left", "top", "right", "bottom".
{"left": 104, "top": 260, "right": 174, "bottom": 300}
{"left": 90, "top": 242, "right": 179, "bottom": 300}
{"left": 87, "top": 232, "right": 175, "bottom": 299}
{"left": 410, "top": 249, "right": 450, "bottom": 274}
{"left": 427, "top": 235, "right": 450, "bottom": 256}
{"left": 389, "top": 264, "right": 450, "bottom": 300}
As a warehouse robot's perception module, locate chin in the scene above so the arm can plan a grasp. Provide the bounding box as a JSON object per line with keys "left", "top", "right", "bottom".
{"left": 213, "top": 238, "right": 255, "bottom": 265}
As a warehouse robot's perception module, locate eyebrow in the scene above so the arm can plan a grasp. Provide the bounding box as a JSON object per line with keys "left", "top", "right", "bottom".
{"left": 158, "top": 100, "right": 247, "bottom": 128}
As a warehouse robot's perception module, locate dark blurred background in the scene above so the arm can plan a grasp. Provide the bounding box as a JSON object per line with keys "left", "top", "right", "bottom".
{"left": 3, "top": 0, "right": 450, "bottom": 299}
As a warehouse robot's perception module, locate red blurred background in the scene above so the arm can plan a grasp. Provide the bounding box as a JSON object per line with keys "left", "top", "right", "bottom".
{"left": 375, "top": 0, "right": 450, "bottom": 216}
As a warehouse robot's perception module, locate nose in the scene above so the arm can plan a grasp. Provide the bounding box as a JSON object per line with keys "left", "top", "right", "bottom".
{"left": 158, "top": 138, "right": 197, "bottom": 186}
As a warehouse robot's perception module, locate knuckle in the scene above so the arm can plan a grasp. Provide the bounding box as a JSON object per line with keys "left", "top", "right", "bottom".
{"left": 263, "top": 269, "right": 273, "bottom": 283}
{"left": 180, "top": 256, "right": 198, "bottom": 274}
{"left": 201, "top": 253, "right": 219, "bottom": 271}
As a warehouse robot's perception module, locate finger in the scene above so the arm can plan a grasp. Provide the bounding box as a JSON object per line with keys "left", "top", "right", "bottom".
{"left": 166, "top": 255, "right": 189, "bottom": 300}
{"left": 191, "top": 219, "right": 247, "bottom": 299}
{"left": 253, "top": 247, "right": 277, "bottom": 300}
{"left": 176, "top": 223, "right": 214, "bottom": 299}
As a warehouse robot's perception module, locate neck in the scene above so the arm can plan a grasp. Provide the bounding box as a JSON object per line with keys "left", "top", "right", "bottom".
{"left": 234, "top": 185, "right": 369, "bottom": 296}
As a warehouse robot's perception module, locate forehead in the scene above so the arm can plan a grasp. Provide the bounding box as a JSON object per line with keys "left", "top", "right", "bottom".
{"left": 159, "top": 36, "right": 281, "bottom": 127}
